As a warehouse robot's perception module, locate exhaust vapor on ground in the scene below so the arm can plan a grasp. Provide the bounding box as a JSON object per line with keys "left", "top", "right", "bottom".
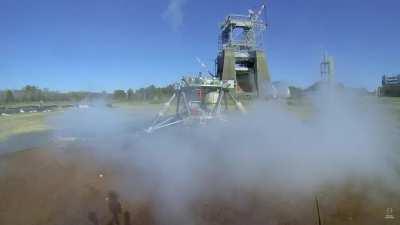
{"left": 48, "top": 87, "right": 400, "bottom": 225}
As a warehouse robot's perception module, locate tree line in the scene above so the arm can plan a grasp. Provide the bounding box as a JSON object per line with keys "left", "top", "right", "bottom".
{"left": 0, "top": 85, "right": 175, "bottom": 104}
{"left": 112, "top": 85, "right": 175, "bottom": 102}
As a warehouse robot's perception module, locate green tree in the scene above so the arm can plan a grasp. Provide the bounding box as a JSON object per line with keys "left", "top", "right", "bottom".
{"left": 127, "top": 88, "right": 134, "bottom": 100}
{"left": 113, "top": 90, "right": 127, "bottom": 100}
{"left": 22, "top": 85, "right": 43, "bottom": 101}
{"left": 5, "top": 90, "right": 15, "bottom": 103}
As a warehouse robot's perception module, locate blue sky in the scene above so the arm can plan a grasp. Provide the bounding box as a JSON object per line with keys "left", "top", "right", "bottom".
{"left": 0, "top": 0, "right": 399, "bottom": 92}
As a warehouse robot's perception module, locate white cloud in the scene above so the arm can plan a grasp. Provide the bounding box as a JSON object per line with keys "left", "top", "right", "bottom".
{"left": 163, "top": 0, "right": 187, "bottom": 30}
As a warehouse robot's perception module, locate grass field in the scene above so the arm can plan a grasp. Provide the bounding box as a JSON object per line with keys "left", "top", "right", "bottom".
{"left": 0, "top": 112, "right": 53, "bottom": 141}
{"left": 0, "top": 101, "right": 73, "bottom": 108}
{"left": 1, "top": 96, "right": 400, "bottom": 142}
{"left": 0, "top": 101, "right": 157, "bottom": 142}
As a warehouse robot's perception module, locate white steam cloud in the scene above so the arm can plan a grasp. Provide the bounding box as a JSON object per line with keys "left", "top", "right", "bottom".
{"left": 49, "top": 87, "right": 400, "bottom": 224}
{"left": 163, "top": 0, "right": 187, "bottom": 30}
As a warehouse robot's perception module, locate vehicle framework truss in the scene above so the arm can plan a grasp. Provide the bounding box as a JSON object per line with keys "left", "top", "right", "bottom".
{"left": 146, "top": 76, "right": 246, "bottom": 133}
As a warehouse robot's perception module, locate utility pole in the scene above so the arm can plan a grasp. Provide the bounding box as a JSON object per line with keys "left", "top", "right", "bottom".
{"left": 320, "top": 53, "right": 335, "bottom": 84}
{"left": 315, "top": 197, "right": 323, "bottom": 225}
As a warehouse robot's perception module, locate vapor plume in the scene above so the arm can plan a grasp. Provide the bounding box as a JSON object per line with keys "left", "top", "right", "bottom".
{"left": 49, "top": 86, "right": 400, "bottom": 224}
{"left": 163, "top": 0, "right": 187, "bottom": 30}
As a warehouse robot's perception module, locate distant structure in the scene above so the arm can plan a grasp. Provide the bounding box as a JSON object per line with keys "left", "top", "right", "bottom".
{"left": 305, "top": 53, "right": 340, "bottom": 93}
{"left": 216, "top": 4, "right": 271, "bottom": 97}
{"left": 382, "top": 74, "right": 400, "bottom": 86}
{"left": 378, "top": 74, "right": 400, "bottom": 97}
{"left": 320, "top": 53, "right": 335, "bottom": 83}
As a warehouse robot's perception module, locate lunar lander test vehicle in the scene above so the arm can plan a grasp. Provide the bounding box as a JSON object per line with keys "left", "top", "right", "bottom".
{"left": 146, "top": 4, "right": 270, "bottom": 133}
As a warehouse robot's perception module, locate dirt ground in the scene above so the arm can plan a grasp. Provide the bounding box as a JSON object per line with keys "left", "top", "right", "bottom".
{"left": 0, "top": 145, "right": 398, "bottom": 225}
{"left": 0, "top": 145, "right": 154, "bottom": 225}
